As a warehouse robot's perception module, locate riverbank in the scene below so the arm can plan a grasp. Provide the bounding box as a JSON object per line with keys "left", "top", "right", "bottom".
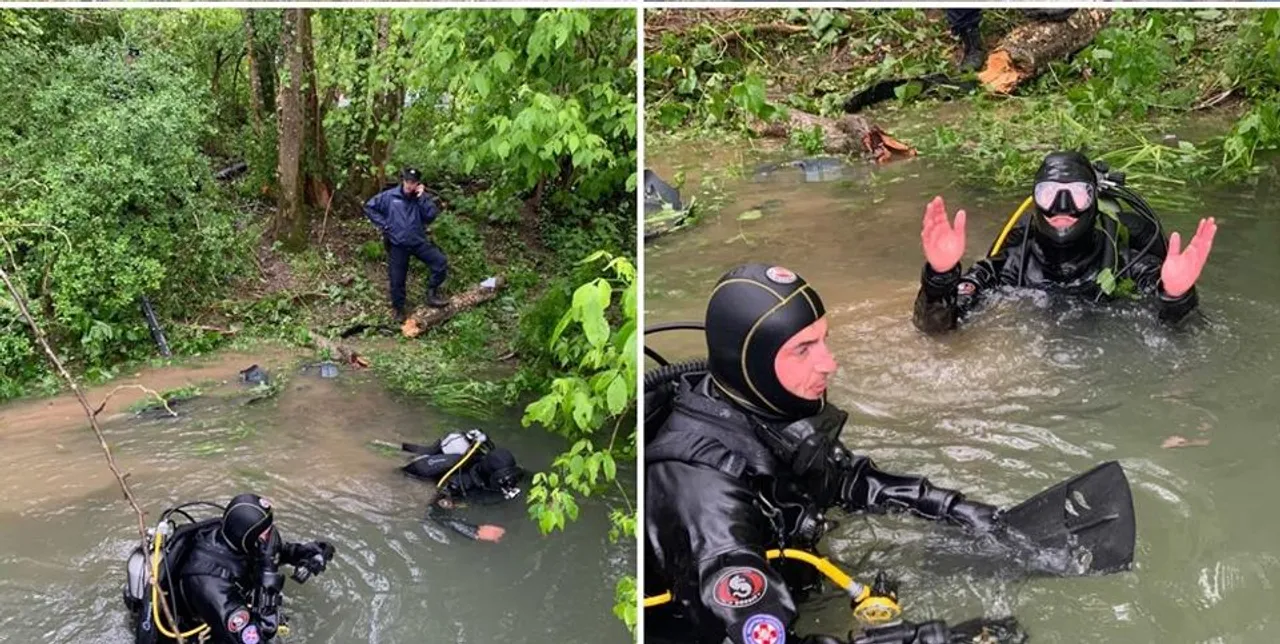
{"left": 644, "top": 7, "right": 1279, "bottom": 234}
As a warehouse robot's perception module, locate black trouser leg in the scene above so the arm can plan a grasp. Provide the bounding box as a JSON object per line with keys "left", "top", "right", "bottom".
{"left": 944, "top": 9, "right": 982, "bottom": 36}
{"left": 407, "top": 240, "right": 449, "bottom": 289}
{"left": 386, "top": 242, "right": 412, "bottom": 315}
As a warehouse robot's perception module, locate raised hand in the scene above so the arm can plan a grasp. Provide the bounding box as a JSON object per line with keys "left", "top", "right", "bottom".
{"left": 921, "top": 196, "right": 967, "bottom": 273}
{"left": 1161, "top": 217, "right": 1217, "bottom": 298}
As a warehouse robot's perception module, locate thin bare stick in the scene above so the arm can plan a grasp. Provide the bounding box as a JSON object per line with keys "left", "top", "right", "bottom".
{"left": 0, "top": 234, "right": 186, "bottom": 642}
{"left": 317, "top": 188, "right": 336, "bottom": 246}
{"left": 0, "top": 254, "right": 149, "bottom": 537}
{"left": 93, "top": 384, "right": 179, "bottom": 418}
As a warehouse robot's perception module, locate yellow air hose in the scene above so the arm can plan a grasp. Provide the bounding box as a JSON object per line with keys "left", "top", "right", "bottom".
{"left": 150, "top": 530, "right": 211, "bottom": 640}
{"left": 436, "top": 439, "right": 485, "bottom": 492}
{"left": 643, "top": 549, "right": 902, "bottom": 625}
{"left": 988, "top": 196, "right": 1035, "bottom": 257}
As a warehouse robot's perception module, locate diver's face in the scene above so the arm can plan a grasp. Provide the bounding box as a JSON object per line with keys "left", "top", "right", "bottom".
{"left": 773, "top": 317, "right": 837, "bottom": 400}
{"left": 1033, "top": 181, "right": 1094, "bottom": 229}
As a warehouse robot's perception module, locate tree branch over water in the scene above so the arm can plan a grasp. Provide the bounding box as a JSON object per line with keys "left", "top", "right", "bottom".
{"left": 0, "top": 233, "right": 191, "bottom": 642}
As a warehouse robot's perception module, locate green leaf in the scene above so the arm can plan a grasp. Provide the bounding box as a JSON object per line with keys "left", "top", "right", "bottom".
{"left": 571, "top": 390, "right": 594, "bottom": 430}
{"left": 522, "top": 394, "right": 559, "bottom": 427}
{"left": 1096, "top": 267, "right": 1117, "bottom": 295}
{"left": 493, "top": 50, "right": 515, "bottom": 74}
{"left": 474, "top": 73, "right": 491, "bottom": 97}
{"left": 602, "top": 452, "right": 617, "bottom": 480}
{"left": 606, "top": 375, "right": 627, "bottom": 415}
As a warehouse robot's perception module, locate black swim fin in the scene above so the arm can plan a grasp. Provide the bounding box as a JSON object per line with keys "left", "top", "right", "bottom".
{"left": 999, "top": 460, "right": 1136, "bottom": 575}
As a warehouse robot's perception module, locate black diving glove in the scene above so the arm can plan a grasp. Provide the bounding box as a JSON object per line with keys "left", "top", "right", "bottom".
{"left": 285, "top": 541, "right": 335, "bottom": 583}
{"left": 838, "top": 457, "right": 1001, "bottom": 532}
{"left": 851, "top": 617, "right": 1025, "bottom": 644}
{"left": 948, "top": 499, "right": 1002, "bottom": 533}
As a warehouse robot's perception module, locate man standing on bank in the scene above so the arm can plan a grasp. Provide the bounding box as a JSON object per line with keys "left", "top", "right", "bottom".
{"left": 364, "top": 167, "right": 450, "bottom": 321}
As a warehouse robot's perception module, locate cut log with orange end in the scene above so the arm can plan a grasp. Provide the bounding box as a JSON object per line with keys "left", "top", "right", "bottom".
{"left": 400, "top": 318, "right": 421, "bottom": 338}
{"left": 977, "top": 9, "right": 1110, "bottom": 94}
{"left": 977, "top": 51, "right": 1021, "bottom": 95}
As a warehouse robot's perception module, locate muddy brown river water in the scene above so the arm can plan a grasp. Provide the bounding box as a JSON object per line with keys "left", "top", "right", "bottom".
{"left": 0, "top": 350, "right": 632, "bottom": 643}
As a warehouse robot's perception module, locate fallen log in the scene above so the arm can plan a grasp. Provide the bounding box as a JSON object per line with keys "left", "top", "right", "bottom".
{"left": 748, "top": 111, "right": 916, "bottom": 164}
{"left": 978, "top": 9, "right": 1111, "bottom": 94}
{"left": 401, "top": 276, "right": 506, "bottom": 338}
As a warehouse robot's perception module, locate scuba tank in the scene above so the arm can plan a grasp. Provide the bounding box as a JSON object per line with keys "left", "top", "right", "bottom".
{"left": 121, "top": 502, "right": 226, "bottom": 643}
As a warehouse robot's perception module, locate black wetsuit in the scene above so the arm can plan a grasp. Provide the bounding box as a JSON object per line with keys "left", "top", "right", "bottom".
{"left": 401, "top": 440, "right": 516, "bottom": 540}
{"left": 645, "top": 373, "right": 985, "bottom": 644}
{"left": 145, "top": 522, "right": 308, "bottom": 644}
{"left": 913, "top": 209, "right": 1199, "bottom": 334}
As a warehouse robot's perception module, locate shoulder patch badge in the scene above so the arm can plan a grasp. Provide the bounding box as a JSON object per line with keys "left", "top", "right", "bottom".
{"left": 258, "top": 497, "right": 272, "bottom": 509}
{"left": 240, "top": 624, "right": 260, "bottom": 644}
{"left": 712, "top": 567, "right": 767, "bottom": 608}
{"left": 957, "top": 281, "right": 976, "bottom": 296}
{"left": 765, "top": 266, "right": 797, "bottom": 285}
{"left": 227, "top": 609, "right": 250, "bottom": 633}
{"left": 742, "top": 613, "right": 786, "bottom": 644}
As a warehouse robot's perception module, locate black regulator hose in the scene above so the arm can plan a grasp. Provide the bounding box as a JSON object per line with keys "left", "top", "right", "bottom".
{"left": 644, "top": 359, "right": 708, "bottom": 442}
{"left": 644, "top": 359, "right": 708, "bottom": 390}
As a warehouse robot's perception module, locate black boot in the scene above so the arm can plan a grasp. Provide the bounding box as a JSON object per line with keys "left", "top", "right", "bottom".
{"left": 427, "top": 287, "right": 449, "bottom": 308}
{"left": 958, "top": 28, "right": 985, "bottom": 73}
{"left": 393, "top": 308, "right": 408, "bottom": 324}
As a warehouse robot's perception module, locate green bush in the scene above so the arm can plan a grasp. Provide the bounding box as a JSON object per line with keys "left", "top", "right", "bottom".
{"left": 0, "top": 39, "right": 249, "bottom": 398}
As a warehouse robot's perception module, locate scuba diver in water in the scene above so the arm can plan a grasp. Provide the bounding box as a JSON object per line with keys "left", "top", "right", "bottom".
{"left": 644, "top": 263, "right": 1024, "bottom": 644}
{"left": 398, "top": 429, "right": 525, "bottom": 543}
{"left": 122, "top": 493, "right": 335, "bottom": 644}
{"left": 914, "top": 150, "right": 1217, "bottom": 334}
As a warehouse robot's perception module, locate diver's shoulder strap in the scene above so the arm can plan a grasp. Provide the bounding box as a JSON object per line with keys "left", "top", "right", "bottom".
{"left": 645, "top": 382, "right": 777, "bottom": 479}
{"left": 174, "top": 524, "right": 243, "bottom": 582}
{"left": 157, "top": 518, "right": 219, "bottom": 581}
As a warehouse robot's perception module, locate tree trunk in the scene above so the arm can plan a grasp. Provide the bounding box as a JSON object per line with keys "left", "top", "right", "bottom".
{"left": 360, "top": 12, "right": 404, "bottom": 198}
{"left": 211, "top": 48, "right": 224, "bottom": 98}
{"left": 273, "top": 8, "right": 308, "bottom": 251}
{"left": 243, "top": 10, "right": 265, "bottom": 135}
{"left": 978, "top": 9, "right": 1111, "bottom": 94}
{"left": 299, "top": 8, "right": 331, "bottom": 208}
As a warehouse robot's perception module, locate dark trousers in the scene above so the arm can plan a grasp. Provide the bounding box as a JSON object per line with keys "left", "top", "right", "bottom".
{"left": 386, "top": 239, "right": 448, "bottom": 313}
{"left": 945, "top": 9, "right": 982, "bottom": 35}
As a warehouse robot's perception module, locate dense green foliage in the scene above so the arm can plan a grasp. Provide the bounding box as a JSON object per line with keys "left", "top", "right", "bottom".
{"left": 646, "top": 8, "right": 1280, "bottom": 187}
{"left": 0, "top": 37, "right": 249, "bottom": 397}
{"left": 0, "top": 8, "right": 636, "bottom": 402}
{"left": 521, "top": 251, "right": 637, "bottom": 632}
